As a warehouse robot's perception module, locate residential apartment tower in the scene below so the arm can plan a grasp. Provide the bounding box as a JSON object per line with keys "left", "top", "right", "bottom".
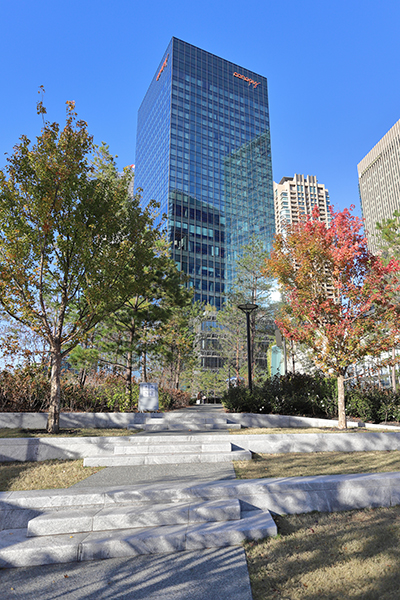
{"left": 273, "top": 174, "right": 331, "bottom": 234}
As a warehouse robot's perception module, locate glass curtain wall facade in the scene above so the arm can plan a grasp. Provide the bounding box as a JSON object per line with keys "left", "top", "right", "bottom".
{"left": 135, "top": 38, "right": 274, "bottom": 308}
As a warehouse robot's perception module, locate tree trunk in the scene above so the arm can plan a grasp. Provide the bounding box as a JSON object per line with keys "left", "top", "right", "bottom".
{"left": 337, "top": 373, "right": 347, "bottom": 429}
{"left": 78, "top": 368, "right": 87, "bottom": 387}
{"left": 175, "top": 349, "right": 181, "bottom": 390}
{"left": 291, "top": 340, "right": 296, "bottom": 373}
{"left": 142, "top": 351, "right": 148, "bottom": 383}
{"left": 392, "top": 348, "right": 397, "bottom": 393}
{"left": 47, "top": 343, "right": 61, "bottom": 434}
{"left": 142, "top": 321, "right": 147, "bottom": 382}
{"left": 125, "top": 320, "right": 135, "bottom": 399}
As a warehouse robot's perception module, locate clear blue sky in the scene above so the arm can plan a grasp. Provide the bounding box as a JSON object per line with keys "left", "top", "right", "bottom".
{"left": 2, "top": 0, "right": 400, "bottom": 217}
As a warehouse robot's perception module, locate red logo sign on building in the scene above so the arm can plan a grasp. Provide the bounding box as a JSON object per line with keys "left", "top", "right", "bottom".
{"left": 233, "top": 72, "right": 261, "bottom": 89}
{"left": 157, "top": 54, "right": 169, "bottom": 81}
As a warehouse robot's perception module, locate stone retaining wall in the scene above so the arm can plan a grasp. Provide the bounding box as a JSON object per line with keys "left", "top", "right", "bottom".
{"left": 1, "top": 411, "right": 399, "bottom": 431}
{"left": 1, "top": 472, "right": 400, "bottom": 528}
{"left": 1, "top": 431, "right": 400, "bottom": 463}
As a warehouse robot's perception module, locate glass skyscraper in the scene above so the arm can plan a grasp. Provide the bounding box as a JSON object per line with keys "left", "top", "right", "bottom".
{"left": 135, "top": 37, "right": 274, "bottom": 309}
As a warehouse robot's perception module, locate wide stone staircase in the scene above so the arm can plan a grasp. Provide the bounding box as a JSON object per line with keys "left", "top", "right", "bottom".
{"left": 83, "top": 434, "right": 252, "bottom": 467}
{"left": 129, "top": 411, "right": 242, "bottom": 432}
{"left": 0, "top": 482, "right": 277, "bottom": 568}
{"left": 0, "top": 408, "right": 272, "bottom": 569}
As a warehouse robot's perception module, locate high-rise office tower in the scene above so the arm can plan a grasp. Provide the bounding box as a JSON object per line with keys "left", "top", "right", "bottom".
{"left": 273, "top": 174, "right": 331, "bottom": 235}
{"left": 135, "top": 38, "right": 275, "bottom": 309}
{"left": 358, "top": 119, "right": 400, "bottom": 254}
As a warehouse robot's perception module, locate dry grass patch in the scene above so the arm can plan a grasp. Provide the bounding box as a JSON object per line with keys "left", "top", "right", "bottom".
{"left": 0, "top": 459, "right": 104, "bottom": 491}
{"left": 234, "top": 450, "right": 400, "bottom": 479}
{"left": 0, "top": 427, "right": 134, "bottom": 438}
{"left": 230, "top": 426, "right": 398, "bottom": 435}
{"left": 245, "top": 506, "right": 400, "bottom": 599}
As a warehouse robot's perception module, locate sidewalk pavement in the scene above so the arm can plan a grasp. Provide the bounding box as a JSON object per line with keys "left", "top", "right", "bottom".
{"left": 0, "top": 546, "right": 252, "bottom": 600}
{"left": 0, "top": 460, "right": 254, "bottom": 600}
{"left": 72, "top": 462, "right": 236, "bottom": 488}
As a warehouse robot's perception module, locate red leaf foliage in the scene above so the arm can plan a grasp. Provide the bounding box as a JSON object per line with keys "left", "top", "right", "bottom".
{"left": 266, "top": 207, "right": 400, "bottom": 376}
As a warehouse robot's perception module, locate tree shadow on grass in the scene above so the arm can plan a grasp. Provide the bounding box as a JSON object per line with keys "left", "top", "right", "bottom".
{"left": 246, "top": 505, "right": 400, "bottom": 599}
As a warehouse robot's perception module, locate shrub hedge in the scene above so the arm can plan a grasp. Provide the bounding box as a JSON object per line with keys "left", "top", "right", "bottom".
{"left": 0, "top": 366, "right": 190, "bottom": 413}
{"left": 221, "top": 372, "right": 400, "bottom": 423}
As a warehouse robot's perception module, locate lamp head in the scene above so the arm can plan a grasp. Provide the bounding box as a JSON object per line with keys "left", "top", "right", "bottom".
{"left": 238, "top": 303, "right": 258, "bottom": 314}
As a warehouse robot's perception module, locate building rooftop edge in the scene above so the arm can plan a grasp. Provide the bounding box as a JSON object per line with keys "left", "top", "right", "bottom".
{"left": 357, "top": 118, "right": 400, "bottom": 176}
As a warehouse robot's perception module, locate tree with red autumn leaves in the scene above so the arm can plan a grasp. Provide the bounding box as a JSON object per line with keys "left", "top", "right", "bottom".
{"left": 266, "top": 207, "right": 400, "bottom": 429}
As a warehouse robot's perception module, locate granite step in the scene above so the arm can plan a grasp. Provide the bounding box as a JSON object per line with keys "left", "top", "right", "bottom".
{"left": 113, "top": 442, "right": 232, "bottom": 455}
{"left": 128, "top": 415, "right": 242, "bottom": 432}
{"left": 120, "top": 433, "right": 234, "bottom": 443}
{"left": 137, "top": 415, "right": 232, "bottom": 422}
{"left": 27, "top": 499, "right": 241, "bottom": 537}
{"left": 114, "top": 440, "right": 232, "bottom": 454}
{"left": 138, "top": 423, "right": 241, "bottom": 431}
{"left": 83, "top": 448, "right": 252, "bottom": 467}
{"left": 0, "top": 509, "right": 277, "bottom": 568}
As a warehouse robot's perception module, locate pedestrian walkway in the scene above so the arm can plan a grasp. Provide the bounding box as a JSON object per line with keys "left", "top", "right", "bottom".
{"left": 72, "top": 462, "right": 236, "bottom": 488}
{"left": 0, "top": 546, "right": 253, "bottom": 600}
{"left": 0, "top": 445, "right": 258, "bottom": 599}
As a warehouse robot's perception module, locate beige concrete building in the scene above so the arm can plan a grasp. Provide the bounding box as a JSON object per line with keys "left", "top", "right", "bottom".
{"left": 357, "top": 119, "right": 400, "bottom": 254}
{"left": 273, "top": 174, "right": 331, "bottom": 235}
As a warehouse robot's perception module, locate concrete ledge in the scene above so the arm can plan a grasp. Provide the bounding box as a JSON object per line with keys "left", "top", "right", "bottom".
{"left": 0, "top": 436, "right": 134, "bottom": 462}
{"left": 2, "top": 472, "right": 400, "bottom": 531}
{"left": 228, "top": 431, "right": 400, "bottom": 454}
{"left": 114, "top": 442, "right": 232, "bottom": 454}
{"left": 2, "top": 411, "right": 400, "bottom": 432}
{"left": 2, "top": 472, "right": 400, "bottom": 567}
{"left": 27, "top": 499, "right": 241, "bottom": 537}
{"left": 224, "top": 413, "right": 400, "bottom": 431}
{"left": 83, "top": 449, "right": 252, "bottom": 467}
{"left": 2, "top": 430, "right": 400, "bottom": 463}
{"left": 0, "top": 509, "right": 277, "bottom": 568}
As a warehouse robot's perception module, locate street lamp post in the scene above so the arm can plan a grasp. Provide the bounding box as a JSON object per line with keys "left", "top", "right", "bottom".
{"left": 238, "top": 303, "right": 258, "bottom": 392}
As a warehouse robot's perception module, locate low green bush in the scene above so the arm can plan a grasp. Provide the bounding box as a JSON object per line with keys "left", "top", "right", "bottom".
{"left": 220, "top": 385, "right": 271, "bottom": 413}
{"left": 266, "top": 373, "right": 337, "bottom": 418}
{"left": 222, "top": 372, "right": 337, "bottom": 418}
{"left": 222, "top": 372, "right": 400, "bottom": 423}
{"left": 345, "top": 383, "right": 400, "bottom": 423}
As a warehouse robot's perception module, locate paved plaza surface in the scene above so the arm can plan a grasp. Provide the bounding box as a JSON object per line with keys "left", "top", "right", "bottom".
{"left": 73, "top": 462, "right": 236, "bottom": 488}
{"left": 0, "top": 546, "right": 252, "bottom": 600}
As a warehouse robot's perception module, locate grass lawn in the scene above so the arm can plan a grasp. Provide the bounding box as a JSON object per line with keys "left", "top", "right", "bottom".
{"left": 0, "top": 459, "right": 104, "bottom": 491}
{"left": 0, "top": 427, "right": 134, "bottom": 491}
{"left": 234, "top": 450, "right": 400, "bottom": 479}
{"left": 230, "top": 426, "right": 399, "bottom": 434}
{"left": 245, "top": 506, "right": 400, "bottom": 599}
{"left": 0, "top": 427, "right": 135, "bottom": 438}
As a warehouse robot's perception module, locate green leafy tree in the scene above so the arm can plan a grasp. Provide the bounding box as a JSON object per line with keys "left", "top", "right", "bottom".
{"left": 154, "top": 302, "right": 202, "bottom": 390}
{"left": 377, "top": 210, "right": 400, "bottom": 391}
{"left": 0, "top": 93, "right": 160, "bottom": 432}
{"left": 217, "top": 237, "right": 276, "bottom": 381}
{"left": 216, "top": 303, "right": 247, "bottom": 380}
{"left": 99, "top": 248, "right": 192, "bottom": 398}
{"left": 377, "top": 210, "right": 400, "bottom": 261}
